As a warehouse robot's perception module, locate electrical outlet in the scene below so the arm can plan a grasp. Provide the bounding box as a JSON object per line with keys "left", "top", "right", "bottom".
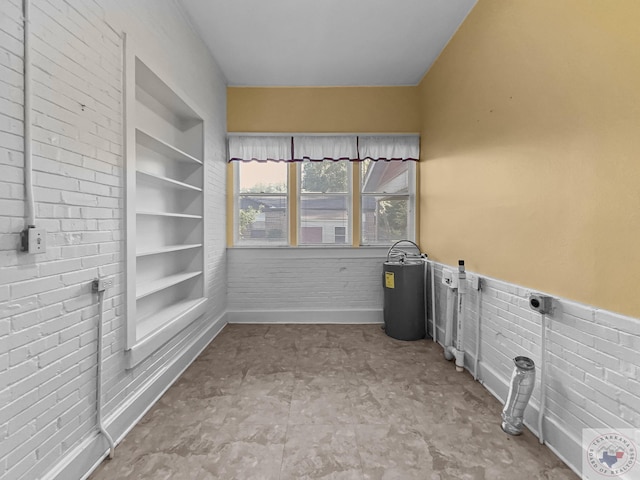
{"left": 471, "top": 275, "right": 482, "bottom": 291}
{"left": 20, "top": 227, "right": 46, "bottom": 253}
{"left": 92, "top": 278, "right": 113, "bottom": 292}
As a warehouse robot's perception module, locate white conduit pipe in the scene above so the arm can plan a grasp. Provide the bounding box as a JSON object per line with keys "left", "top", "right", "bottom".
{"left": 422, "top": 255, "right": 428, "bottom": 338}
{"left": 538, "top": 313, "right": 547, "bottom": 445}
{"left": 443, "top": 286, "right": 455, "bottom": 361}
{"left": 96, "top": 288, "right": 115, "bottom": 459}
{"left": 430, "top": 261, "right": 437, "bottom": 344}
{"left": 23, "top": 0, "right": 35, "bottom": 228}
{"left": 454, "top": 262, "right": 466, "bottom": 372}
{"left": 443, "top": 262, "right": 466, "bottom": 372}
{"left": 473, "top": 283, "right": 482, "bottom": 381}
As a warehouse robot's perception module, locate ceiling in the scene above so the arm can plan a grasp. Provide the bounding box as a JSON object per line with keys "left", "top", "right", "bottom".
{"left": 180, "top": 0, "right": 477, "bottom": 87}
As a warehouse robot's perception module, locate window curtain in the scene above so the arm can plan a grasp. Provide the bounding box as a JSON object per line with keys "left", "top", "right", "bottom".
{"left": 228, "top": 136, "right": 292, "bottom": 162}
{"left": 228, "top": 135, "right": 419, "bottom": 162}
{"left": 293, "top": 136, "right": 358, "bottom": 161}
{"left": 357, "top": 135, "right": 419, "bottom": 161}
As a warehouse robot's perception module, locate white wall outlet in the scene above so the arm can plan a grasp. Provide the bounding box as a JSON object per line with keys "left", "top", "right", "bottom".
{"left": 471, "top": 275, "right": 481, "bottom": 291}
{"left": 21, "top": 228, "right": 46, "bottom": 254}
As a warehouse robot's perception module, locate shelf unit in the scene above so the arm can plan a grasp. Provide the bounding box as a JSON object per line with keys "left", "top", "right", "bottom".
{"left": 125, "top": 54, "right": 207, "bottom": 365}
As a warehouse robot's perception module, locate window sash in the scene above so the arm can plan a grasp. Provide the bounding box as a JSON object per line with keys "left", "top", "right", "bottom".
{"left": 360, "top": 194, "right": 413, "bottom": 245}
{"left": 298, "top": 160, "right": 352, "bottom": 245}
{"left": 236, "top": 193, "right": 289, "bottom": 245}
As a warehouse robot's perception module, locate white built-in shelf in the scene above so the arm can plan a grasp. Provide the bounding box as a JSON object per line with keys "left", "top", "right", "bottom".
{"left": 136, "top": 170, "right": 202, "bottom": 192}
{"left": 137, "top": 244, "right": 203, "bottom": 257}
{"left": 135, "top": 297, "right": 207, "bottom": 345}
{"left": 137, "top": 211, "right": 202, "bottom": 219}
{"left": 126, "top": 54, "right": 206, "bottom": 365}
{"left": 136, "top": 128, "right": 203, "bottom": 165}
{"left": 136, "top": 271, "right": 202, "bottom": 300}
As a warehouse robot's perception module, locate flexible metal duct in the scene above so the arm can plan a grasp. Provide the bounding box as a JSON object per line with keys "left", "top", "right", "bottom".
{"left": 501, "top": 356, "right": 536, "bottom": 435}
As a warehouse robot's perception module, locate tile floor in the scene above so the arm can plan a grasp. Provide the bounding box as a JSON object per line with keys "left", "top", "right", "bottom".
{"left": 90, "top": 324, "right": 578, "bottom": 479}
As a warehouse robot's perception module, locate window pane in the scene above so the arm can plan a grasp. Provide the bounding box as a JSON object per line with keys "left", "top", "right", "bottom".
{"left": 239, "top": 161, "right": 287, "bottom": 193}
{"left": 238, "top": 195, "right": 287, "bottom": 244}
{"left": 361, "top": 196, "right": 409, "bottom": 244}
{"left": 301, "top": 160, "right": 348, "bottom": 193}
{"left": 300, "top": 195, "right": 349, "bottom": 244}
{"left": 361, "top": 160, "right": 410, "bottom": 194}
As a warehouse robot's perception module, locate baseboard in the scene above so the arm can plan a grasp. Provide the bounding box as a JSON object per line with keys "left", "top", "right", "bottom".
{"left": 42, "top": 312, "right": 227, "bottom": 480}
{"left": 226, "top": 308, "right": 384, "bottom": 324}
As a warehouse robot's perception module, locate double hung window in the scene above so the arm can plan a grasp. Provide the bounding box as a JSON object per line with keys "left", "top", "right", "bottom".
{"left": 299, "top": 160, "right": 351, "bottom": 245}
{"left": 237, "top": 161, "right": 288, "bottom": 244}
{"left": 361, "top": 159, "right": 414, "bottom": 244}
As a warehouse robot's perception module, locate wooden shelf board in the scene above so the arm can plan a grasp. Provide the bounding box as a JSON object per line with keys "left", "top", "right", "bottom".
{"left": 134, "top": 297, "right": 207, "bottom": 350}
{"left": 137, "top": 244, "right": 202, "bottom": 257}
{"left": 136, "top": 128, "right": 202, "bottom": 165}
{"left": 137, "top": 211, "right": 202, "bottom": 219}
{"left": 135, "top": 58, "right": 200, "bottom": 122}
{"left": 136, "top": 170, "right": 202, "bottom": 192}
{"left": 136, "top": 271, "right": 202, "bottom": 299}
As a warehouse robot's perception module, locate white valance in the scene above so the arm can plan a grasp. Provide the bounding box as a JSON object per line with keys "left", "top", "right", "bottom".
{"left": 293, "top": 136, "right": 358, "bottom": 161}
{"left": 358, "top": 135, "right": 420, "bottom": 161}
{"left": 228, "top": 135, "right": 419, "bottom": 162}
{"left": 228, "top": 136, "right": 292, "bottom": 162}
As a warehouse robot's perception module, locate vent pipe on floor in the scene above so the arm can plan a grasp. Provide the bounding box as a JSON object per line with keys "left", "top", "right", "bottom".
{"left": 501, "top": 356, "right": 536, "bottom": 435}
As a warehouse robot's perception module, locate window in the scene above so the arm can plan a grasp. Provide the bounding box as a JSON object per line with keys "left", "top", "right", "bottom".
{"left": 299, "top": 160, "right": 350, "bottom": 245}
{"left": 361, "top": 159, "right": 415, "bottom": 244}
{"left": 229, "top": 135, "right": 418, "bottom": 247}
{"left": 236, "top": 161, "right": 288, "bottom": 245}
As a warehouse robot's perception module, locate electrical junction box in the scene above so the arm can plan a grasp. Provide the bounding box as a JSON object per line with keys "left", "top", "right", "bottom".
{"left": 442, "top": 268, "right": 458, "bottom": 289}
{"left": 471, "top": 275, "right": 482, "bottom": 291}
{"left": 21, "top": 228, "right": 46, "bottom": 254}
{"left": 529, "top": 293, "right": 553, "bottom": 314}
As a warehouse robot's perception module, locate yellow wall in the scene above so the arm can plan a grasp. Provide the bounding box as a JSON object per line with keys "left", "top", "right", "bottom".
{"left": 418, "top": 0, "right": 640, "bottom": 317}
{"left": 227, "top": 86, "right": 420, "bottom": 133}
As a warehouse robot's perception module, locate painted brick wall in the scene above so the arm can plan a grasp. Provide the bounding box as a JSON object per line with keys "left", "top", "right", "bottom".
{"left": 227, "top": 247, "right": 388, "bottom": 320}
{"left": 0, "top": 1, "right": 227, "bottom": 479}
{"left": 428, "top": 261, "right": 640, "bottom": 475}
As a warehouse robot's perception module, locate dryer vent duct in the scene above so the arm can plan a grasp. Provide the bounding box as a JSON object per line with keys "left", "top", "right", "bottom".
{"left": 501, "top": 356, "right": 536, "bottom": 435}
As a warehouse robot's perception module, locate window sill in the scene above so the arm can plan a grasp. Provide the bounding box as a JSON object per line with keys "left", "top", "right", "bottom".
{"left": 227, "top": 245, "right": 389, "bottom": 259}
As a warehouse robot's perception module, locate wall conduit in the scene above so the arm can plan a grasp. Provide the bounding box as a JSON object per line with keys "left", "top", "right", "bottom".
{"left": 93, "top": 280, "right": 115, "bottom": 459}
{"left": 443, "top": 261, "right": 466, "bottom": 372}
{"left": 430, "top": 261, "right": 437, "bottom": 343}
{"left": 23, "top": 0, "right": 35, "bottom": 228}
{"left": 538, "top": 313, "right": 548, "bottom": 444}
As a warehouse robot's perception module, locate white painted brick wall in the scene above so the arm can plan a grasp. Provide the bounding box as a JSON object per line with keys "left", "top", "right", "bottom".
{"left": 428, "top": 261, "right": 640, "bottom": 474}
{"left": 227, "top": 247, "right": 387, "bottom": 313}
{"left": 0, "top": 1, "right": 227, "bottom": 479}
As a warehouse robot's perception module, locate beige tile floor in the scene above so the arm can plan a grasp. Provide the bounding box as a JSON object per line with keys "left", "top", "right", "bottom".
{"left": 90, "top": 324, "right": 578, "bottom": 479}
